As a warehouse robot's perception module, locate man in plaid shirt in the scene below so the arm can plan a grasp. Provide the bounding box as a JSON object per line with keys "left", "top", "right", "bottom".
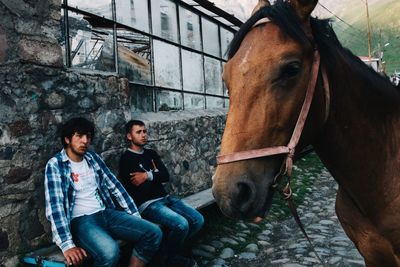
{"left": 44, "top": 117, "right": 162, "bottom": 267}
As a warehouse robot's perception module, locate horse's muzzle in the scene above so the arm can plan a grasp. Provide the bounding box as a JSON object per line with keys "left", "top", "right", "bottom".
{"left": 212, "top": 174, "right": 273, "bottom": 219}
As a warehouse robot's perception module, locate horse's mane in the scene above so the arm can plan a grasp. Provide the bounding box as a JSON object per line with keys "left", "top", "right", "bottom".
{"left": 228, "top": 0, "right": 398, "bottom": 102}
{"left": 228, "top": 0, "right": 307, "bottom": 59}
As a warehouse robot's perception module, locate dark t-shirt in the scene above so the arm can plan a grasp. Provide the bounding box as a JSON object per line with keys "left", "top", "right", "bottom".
{"left": 118, "top": 149, "right": 170, "bottom": 207}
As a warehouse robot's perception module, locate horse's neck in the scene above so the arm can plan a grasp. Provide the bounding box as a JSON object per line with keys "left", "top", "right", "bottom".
{"left": 313, "top": 66, "right": 400, "bottom": 215}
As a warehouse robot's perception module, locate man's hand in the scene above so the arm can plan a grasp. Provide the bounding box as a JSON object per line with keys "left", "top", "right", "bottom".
{"left": 130, "top": 172, "right": 148, "bottom": 186}
{"left": 64, "top": 247, "right": 88, "bottom": 266}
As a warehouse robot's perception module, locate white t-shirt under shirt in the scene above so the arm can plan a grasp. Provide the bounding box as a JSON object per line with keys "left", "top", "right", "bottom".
{"left": 69, "top": 158, "right": 105, "bottom": 219}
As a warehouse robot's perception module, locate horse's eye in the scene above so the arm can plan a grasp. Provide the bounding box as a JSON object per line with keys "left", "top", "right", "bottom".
{"left": 279, "top": 61, "right": 301, "bottom": 80}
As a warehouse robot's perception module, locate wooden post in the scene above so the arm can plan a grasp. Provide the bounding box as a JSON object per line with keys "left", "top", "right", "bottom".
{"left": 365, "top": 0, "right": 372, "bottom": 59}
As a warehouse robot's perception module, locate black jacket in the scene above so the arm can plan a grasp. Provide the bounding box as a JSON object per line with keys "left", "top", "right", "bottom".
{"left": 118, "top": 149, "right": 170, "bottom": 207}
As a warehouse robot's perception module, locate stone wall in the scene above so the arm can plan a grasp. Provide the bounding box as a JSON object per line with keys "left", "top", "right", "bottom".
{"left": 134, "top": 110, "right": 225, "bottom": 196}
{"left": 0, "top": 0, "right": 226, "bottom": 265}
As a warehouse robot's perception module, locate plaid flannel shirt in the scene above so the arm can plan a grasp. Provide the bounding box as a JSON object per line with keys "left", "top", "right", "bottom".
{"left": 44, "top": 149, "right": 140, "bottom": 253}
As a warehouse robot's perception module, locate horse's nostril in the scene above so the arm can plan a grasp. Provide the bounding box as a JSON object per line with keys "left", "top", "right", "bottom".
{"left": 234, "top": 181, "right": 256, "bottom": 213}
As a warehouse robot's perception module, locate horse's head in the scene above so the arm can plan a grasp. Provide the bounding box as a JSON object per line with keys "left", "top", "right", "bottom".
{"left": 212, "top": 0, "right": 326, "bottom": 220}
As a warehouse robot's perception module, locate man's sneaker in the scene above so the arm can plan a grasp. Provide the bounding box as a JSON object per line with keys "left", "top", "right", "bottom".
{"left": 167, "top": 255, "right": 198, "bottom": 267}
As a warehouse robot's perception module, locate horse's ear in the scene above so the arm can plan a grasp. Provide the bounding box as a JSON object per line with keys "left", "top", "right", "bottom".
{"left": 290, "top": 0, "right": 318, "bottom": 22}
{"left": 251, "top": 0, "right": 271, "bottom": 16}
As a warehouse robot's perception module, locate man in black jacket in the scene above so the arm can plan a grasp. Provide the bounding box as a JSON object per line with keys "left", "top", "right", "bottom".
{"left": 119, "top": 120, "right": 204, "bottom": 267}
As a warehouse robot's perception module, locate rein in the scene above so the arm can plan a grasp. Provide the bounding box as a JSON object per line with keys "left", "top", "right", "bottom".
{"left": 217, "top": 48, "right": 330, "bottom": 266}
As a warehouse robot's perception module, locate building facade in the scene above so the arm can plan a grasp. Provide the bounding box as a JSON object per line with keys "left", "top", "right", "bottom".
{"left": 0, "top": 0, "right": 240, "bottom": 265}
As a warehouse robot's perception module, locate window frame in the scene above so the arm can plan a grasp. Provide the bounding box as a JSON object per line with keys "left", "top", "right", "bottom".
{"left": 61, "top": 0, "right": 236, "bottom": 112}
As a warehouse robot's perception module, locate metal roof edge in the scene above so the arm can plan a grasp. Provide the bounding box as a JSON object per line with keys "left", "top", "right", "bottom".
{"left": 188, "top": 0, "right": 243, "bottom": 27}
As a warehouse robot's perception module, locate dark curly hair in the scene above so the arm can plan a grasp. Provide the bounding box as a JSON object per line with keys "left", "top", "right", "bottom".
{"left": 60, "top": 117, "right": 95, "bottom": 148}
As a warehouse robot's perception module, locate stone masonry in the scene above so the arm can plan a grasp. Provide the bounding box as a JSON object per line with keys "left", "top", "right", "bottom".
{"left": 0, "top": 0, "right": 226, "bottom": 265}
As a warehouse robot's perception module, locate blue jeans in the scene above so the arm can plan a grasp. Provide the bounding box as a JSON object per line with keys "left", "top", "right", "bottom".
{"left": 140, "top": 196, "right": 204, "bottom": 257}
{"left": 71, "top": 209, "right": 162, "bottom": 267}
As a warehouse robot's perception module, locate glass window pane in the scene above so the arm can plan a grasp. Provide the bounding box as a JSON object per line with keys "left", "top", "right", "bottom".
{"left": 179, "top": 7, "right": 201, "bottom": 50}
{"left": 117, "top": 28, "right": 152, "bottom": 85}
{"left": 182, "top": 50, "right": 203, "bottom": 93}
{"left": 222, "top": 62, "right": 228, "bottom": 96}
{"left": 220, "top": 27, "right": 234, "bottom": 60}
{"left": 67, "top": 0, "right": 112, "bottom": 19}
{"left": 202, "top": 18, "right": 220, "bottom": 57}
{"left": 206, "top": 96, "right": 224, "bottom": 108}
{"left": 151, "top": 0, "right": 178, "bottom": 42}
{"left": 68, "top": 11, "right": 115, "bottom": 72}
{"left": 60, "top": 8, "right": 67, "bottom": 66}
{"left": 184, "top": 94, "right": 205, "bottom": 109}
{"left": 156, "top": 90, "right": 183, "bottom": 111}
{"left": 223, "top": 81, "right": 229, "bottom": 97}
{"left": 224, "top": 98, "right": 229, "bottom": 108}
{"left": 130, "top": 84, "right": 154, "bottom": 114}
{"left": 115, "top": 0, "right": 149, "bottom": 33}
{"left": 153, "top": 40, "right": 181, "bottom": 89}
{"left": 204, "top": 57, "right": 223, "bottom": 95}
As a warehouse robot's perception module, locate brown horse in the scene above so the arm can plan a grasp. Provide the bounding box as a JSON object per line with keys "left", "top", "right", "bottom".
{"left": 212, "top": 0, "right": 400, "bottom": 266}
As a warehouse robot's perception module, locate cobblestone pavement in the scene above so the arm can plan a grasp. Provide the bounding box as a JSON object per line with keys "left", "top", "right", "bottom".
{"left": 191, "top": 163, "right": 365, "bottom": 267}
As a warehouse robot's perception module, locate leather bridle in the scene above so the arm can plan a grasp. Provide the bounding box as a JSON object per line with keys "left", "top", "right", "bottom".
{"left": 215, "top": 15, "right": 331, "bottom": 267}
{"left": 217, "top": 49, "right": 330, "bottom": 192}
{"left": 216, "top": 47, "right": 330, "bottom": 266}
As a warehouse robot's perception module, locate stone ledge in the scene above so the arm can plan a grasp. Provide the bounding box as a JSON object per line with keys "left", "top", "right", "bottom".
{"left": 183, "top": 188, "right": 215, "bottom": 210}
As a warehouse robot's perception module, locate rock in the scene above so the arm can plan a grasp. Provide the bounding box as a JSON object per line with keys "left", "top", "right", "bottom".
{"left": 210, "top": 240, "right": 224, "bottom": 249}
{"left": 238, "top": 252, "right": 256, "bottom": 259}
{"left": 0, "top": 230, "right": 9, "bottom": 251}
{"left": 18, "top": 38, "right": 62, "bottom": 66}
{"left": 345, "top": 259, "right": 365, "bottom": 266}
{"left": 192, "top": 249, "right": 214, "bottom": 259}
{"left": 198, "top": 244, "right": 216, "bottom": 253}
{"left": 245, "top": 244, "right": 259, "bottom": 253}
{"left": 319, "top": 220, "right": 334, "bottom": 225}
{"left": 0, "top": 147, "right": 13, "bottom": 160}
{"left": 78, "top": 97, "right": 95, "bottom": 109}
{"left": 328, "top": 256, "right": 342, "bottom": 265}
{"left": 265, "top": 247, "right": 275, "bottom": 255}
{"left": 261, "top": 229, "right": 271, "bottom": 235}
{"left": 9, "top": 120, "right": 32, "bottom": 137}
{"left": 220, "top": 237, "right": 239, "bottom": 246}
{"left": 246, "top": 223, "right": 262, "bottom": 230}
{"left": 0, "top": 27, "right": 8, "bottom": 62}
{"left": 257, "top": 240, "right": 270, "bottom": 246}
{"left": 5, "top": 167, "right": 32, "bottom": 184}
{"left": 219, "top": 248, "right": 234, "bottom": 259}
{"left": 271, "top": 259, "right": 290, "bottom": 264}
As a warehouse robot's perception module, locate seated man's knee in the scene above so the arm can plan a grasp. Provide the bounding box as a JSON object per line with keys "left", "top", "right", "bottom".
{"left": 95, "top": 242, "right": 120, "bottom": 266}
{"left": 146, "top": 222, "right": 163, "bottom": 247}
{"left": 193, "top": 212, "right": 204, "bottom": 230}
{"left": 134, "top": 223, "right": 163, "bottom": 262}
{"left": 187, "top": 213, "right": 204, "bottom": 239}
{"left": 173, "top": 217, "right": 189, "bottom": 234}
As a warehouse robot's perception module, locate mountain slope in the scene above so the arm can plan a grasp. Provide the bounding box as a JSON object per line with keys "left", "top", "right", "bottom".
{"left": 331, "top": 0, "right": 400, "bottom": 73}
{"left": 213, "top": 0, "right": 400, "bottom": 73}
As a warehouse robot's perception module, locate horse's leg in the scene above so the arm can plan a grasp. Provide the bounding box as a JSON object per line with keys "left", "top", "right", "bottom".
{"left": 335, "top": 187, "right": 400, "bottom": 267}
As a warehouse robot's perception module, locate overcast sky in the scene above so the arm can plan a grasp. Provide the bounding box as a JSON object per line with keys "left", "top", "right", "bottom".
{"left": 212, "top": 0, "right": 352, "bottom": 22}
